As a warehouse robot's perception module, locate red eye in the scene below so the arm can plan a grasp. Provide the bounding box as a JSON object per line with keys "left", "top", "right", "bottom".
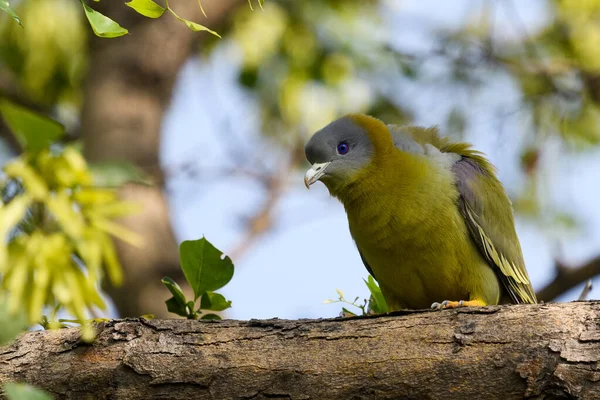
{"left": 337, "top": 142, "right": 349, "bottom": 155}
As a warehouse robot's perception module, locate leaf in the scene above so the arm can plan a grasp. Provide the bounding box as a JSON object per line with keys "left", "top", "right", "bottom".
{"left": 200, "top": 313, "right": 221, "bottom": 320}
{"left": 162, "top": 277, "right": 189, "bottom": 317}
{"left": 0, "top": 300, "right": 27, "bottom": 346}
{"left": 0, "top": 99, "right": 65, "bottom": 150}
{"left": 364, "top": 275, "right": 388, "bottom": 314}
{"left": 80, "top": 0, "right": 128, "bottom": 38}
{"left": 200, "top": 291, "right": 231, "bottom": 312}
{"left": 46, "top": 192, "right": 85, "bottom": 239}
{"left": 0, "top": 0, "right": 22, "bottom": 26}
{"left": 4, "top": 160, "right": 48, "bottom": 199}
{"left": 125, "top": 0, "right": 165, "bottom": 19}
{"left": 165, "top": 297, "right": 188, "bottom": 317}
{"left": 91, "top": 215, "right": 143, "bottom": 247}
{"left": 167, "top": 4, "right": 220, "bottom": 37}
{"left": 99, "top": 232, "right": 123, "bottom": 285}
{"left": 88, "top": 161, "right": 152, "bottom": 187}
{"left": 3, "top": 382, "right": 52, "bottom": 400}
{"left": 341, "top": 307, "right": 357, "bottom": 317}
{"left": 197, "top": 0, "right": 207, "bottom": 18}
{"left": 0, "top": 194, "right": 31, "bottom": 240}
{"left": 179, "top": 238, "right": 234, "bottom": 300}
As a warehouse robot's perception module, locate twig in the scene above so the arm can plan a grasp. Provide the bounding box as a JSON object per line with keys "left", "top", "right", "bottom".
{"left": 578, "top": 280, "right": 593, "bottom": 301}
{"left": 536, "top": 255, "right": 600, "bottom": 302}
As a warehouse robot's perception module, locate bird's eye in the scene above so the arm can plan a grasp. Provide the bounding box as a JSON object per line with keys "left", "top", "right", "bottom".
{"left": 337, "top": 142, "right": 349, "bottom": 155}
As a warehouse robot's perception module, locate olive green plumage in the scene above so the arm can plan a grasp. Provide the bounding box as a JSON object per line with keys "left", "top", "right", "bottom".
{"left": 304, "top": 114, "right": 536, "bottom": 310}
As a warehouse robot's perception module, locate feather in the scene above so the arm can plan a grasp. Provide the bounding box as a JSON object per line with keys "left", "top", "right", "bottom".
{"left": 450, "top": 153, "right": 537, "bottom": 304}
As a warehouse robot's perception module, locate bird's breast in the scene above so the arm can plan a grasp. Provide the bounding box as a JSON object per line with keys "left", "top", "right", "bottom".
{"left": 341, "top": 163, "right": 482, "bottom": 309}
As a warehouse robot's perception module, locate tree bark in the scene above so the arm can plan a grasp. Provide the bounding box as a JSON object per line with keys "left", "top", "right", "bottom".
{"left": 80, "top": 0, "right": 242, "bottom": 318}
{"left": 1, "top": 302, "right": 599, "bottom": 399}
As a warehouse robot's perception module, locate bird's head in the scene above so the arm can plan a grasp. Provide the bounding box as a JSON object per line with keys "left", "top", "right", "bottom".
{"left": 304, "top": 114, "right": 393, "bottom": 192}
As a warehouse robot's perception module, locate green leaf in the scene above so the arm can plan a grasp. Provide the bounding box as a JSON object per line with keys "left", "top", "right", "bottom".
{"left": 89, "top": 161, "right": 152, "bottom": 187}
{"left": 125, "top": 0, "right": 165, "bottom": 18}
{"left": 165, "top": 297, "right": 188, "bottom": 317}
{"left": 200, "top": 291, "right": 231, "bottom": 312}
{"left": 0, "top": 99, "right": 65, "bottom": 150}
{"left": 341, "top": 307, "right": 357, "bottom": 317}
{"left": 80, "top": 0, "right": 128, "bottom": 38}
{"left": 200, "top": 313, "right": 221, "bottom": 320}
{"left": 0, "top": 0, "right": 22, "bottom": 26}
{"left": 167, "top": 4, "right": 220, "bottom": 37}
{"left": 3, "top": 383, "right": 52, "bottom": 400}
{"left": 179, "top": 238, "right": 234, "bottom": 300}
{"left": 364, "top": 275, "right": 388, "bottom": 314}
{"left": 0, "top": 301, "right": 27, "bottom": 346}
{"left": 162, "top": 277, "right": 188, "bottom": 317}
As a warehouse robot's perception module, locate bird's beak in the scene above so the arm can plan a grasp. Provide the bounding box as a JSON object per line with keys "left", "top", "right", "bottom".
{"left": 304, "top": 162, "right": 331, "bottom": 189}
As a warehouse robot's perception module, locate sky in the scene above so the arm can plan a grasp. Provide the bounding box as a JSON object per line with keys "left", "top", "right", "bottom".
{"left": 160, "top": 0, "right": 600, "bottom": 320}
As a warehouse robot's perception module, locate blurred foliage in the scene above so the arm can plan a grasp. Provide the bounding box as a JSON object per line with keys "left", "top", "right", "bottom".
{"left": 0, "top": 297, "right": 27, "bottom": 345}
{"left": 163, "top": 238, "right": 234, "bottom": 320}
{"left": 437, "top": 0, "right": 600, "bottom": 227}
{"left": 0, "top": 99, "right": 141, "bottom": 340}
{"left": 227, "top": 0, "right": 412, "bottom": 146}
{"left": 219, "top": 0, "right": 600, "bottom": 234}
{"left": 0, "top": 0, "right": 87, "bottom": 108}
{"left": 3, "top": 382, "right": 52, "bottom": 400}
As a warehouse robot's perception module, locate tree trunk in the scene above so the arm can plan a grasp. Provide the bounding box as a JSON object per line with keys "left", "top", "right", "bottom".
{"left": 80, "top": 0, "right": 242, "bottom": 317}
{"left": 1, "top": 302, "right": 599, "bottom": 399}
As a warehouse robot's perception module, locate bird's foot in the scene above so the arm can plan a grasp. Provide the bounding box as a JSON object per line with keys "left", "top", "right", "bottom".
{"left": 430, "top": 299, "right": 486, "bottom": 310}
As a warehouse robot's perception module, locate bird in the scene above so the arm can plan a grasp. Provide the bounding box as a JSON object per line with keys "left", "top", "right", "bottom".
{"left": 303, "top": 114, "right": 537, "bottom": 311}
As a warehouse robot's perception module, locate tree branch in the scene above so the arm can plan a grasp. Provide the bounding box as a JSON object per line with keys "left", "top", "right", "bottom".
{"left": 536, "top": 256, "right": 600, "bottom": 302}
{"left": 1, "top": 302, "right": 599, "bottom": 399}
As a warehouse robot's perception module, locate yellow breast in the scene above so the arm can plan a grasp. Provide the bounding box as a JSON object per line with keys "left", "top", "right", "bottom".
{"left": 337, "top": 150, "right": 500, "bottom": 310}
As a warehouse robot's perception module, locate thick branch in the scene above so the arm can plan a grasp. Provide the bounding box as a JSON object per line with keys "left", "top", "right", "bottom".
{"left": 1, "top": 302, "right": 599, "bottom": 399}
{"left": 537, "top": 256, "right": 600, "bottom": 302}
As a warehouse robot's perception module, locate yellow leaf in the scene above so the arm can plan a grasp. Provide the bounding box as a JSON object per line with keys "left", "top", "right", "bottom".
{"left": 99, "top": 233, "right": 123, "bottom": 285}
{"left": 76, "top": 230, "right": 102, "bottom": 283}
{"left": 62, "top": 147, "right": 92, "bottom": 186}
{"left": 4, "top": 160, "right": 48, "bottom": 199}
{"left": 167, "top": 3, "right": 221, "bottom": 37}
{"left": 92, "top": 215, "right": 143, "bottom": 247}
{"left": 74, "top": 188, "right": 117, "bottom": 205}
{"left": 85, "top": 201, "right": 142, "bottom": 218}
{"left": 6, "top": 254, "right": 29, "bottom": 316}
{"left": 0, "top": 194, "right": 31, "bottom": 239}
{"left": 80, "top": 323, "right": 97, "bottom": 343}
{"left": 52, "top": 274, "right": 73, "bottom": 305}
{"left": 63, "top": 268, "right": 87, "bottom": 321}
{"left": 46, "top": 192, "right": 85, "bottom": 239}
{"left": 29, "top": 259, "right": 51, "bottom": 323}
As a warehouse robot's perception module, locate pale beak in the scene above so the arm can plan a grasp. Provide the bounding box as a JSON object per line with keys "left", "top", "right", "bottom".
{"left": 304, "top": 162, "right": 331, "bottom": 189}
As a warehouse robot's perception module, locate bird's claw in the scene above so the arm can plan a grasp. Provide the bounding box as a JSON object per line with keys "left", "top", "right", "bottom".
{"left": 431, "top": 300, "right": 449, "bottom": 310}
{"left": 431, "top": 300, "right": 466, "bottom": 310}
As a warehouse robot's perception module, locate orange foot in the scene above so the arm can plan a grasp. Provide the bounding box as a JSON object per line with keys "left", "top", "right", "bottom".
{"left": 430, "top": 299, "right": 487, "bottom": 310}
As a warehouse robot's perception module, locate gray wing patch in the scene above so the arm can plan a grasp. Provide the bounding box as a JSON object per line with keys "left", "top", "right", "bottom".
{"left": 453, "top": 157, "right": 537, "bottom": 304}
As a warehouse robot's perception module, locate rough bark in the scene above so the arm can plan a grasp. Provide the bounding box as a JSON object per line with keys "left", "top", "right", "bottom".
{"left": 1, "top": 302, "right": 599, "bottom": 399}
{"left": 80, "top": 0, "right": 242, "bottom": 318}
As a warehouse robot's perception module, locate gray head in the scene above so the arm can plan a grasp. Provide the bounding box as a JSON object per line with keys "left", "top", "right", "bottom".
{"left": 304, "top": 115, "right": 387, "bottom": 192}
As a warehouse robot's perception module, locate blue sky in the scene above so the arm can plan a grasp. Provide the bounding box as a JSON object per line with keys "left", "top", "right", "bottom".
{"left": 161, "top": 0, "right": 600, "bottom": 320}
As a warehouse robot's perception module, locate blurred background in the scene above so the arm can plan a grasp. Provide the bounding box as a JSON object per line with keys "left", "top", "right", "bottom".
{"left": 1, "top": 0, "right": 600, "bottom": 321}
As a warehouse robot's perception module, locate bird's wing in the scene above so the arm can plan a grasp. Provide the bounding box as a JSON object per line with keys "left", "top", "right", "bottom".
{"left": 358, "top": 249, "right": 376, "bottom": 280}
{"left": 449, "top": 150, "right": 537, "bottom": 304}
